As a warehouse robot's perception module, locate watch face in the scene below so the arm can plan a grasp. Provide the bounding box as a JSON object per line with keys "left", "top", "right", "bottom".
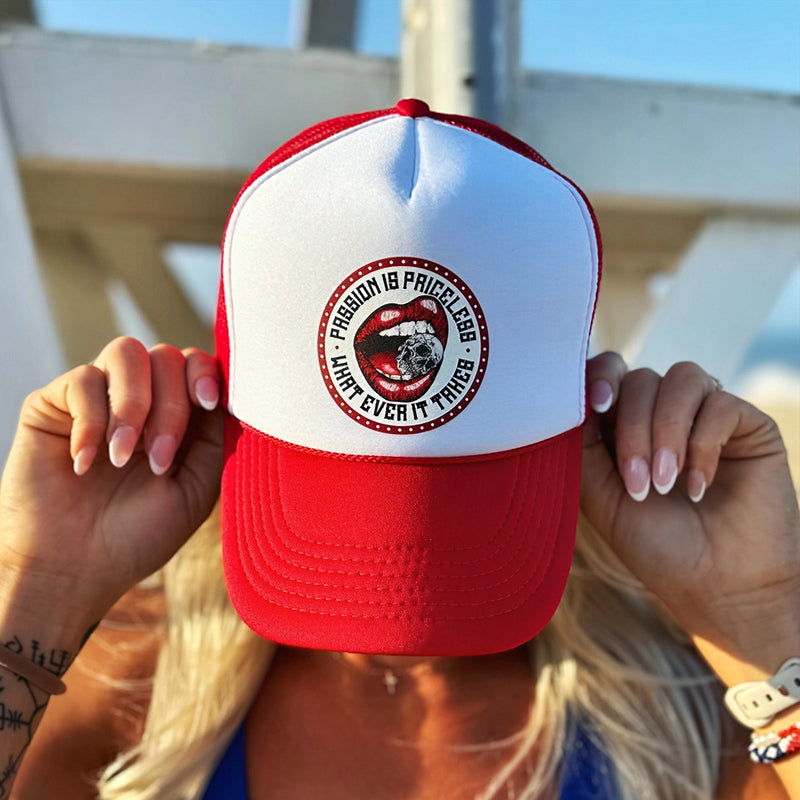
{"left": 319, "top": 257, "right": 489, "bottom": 435}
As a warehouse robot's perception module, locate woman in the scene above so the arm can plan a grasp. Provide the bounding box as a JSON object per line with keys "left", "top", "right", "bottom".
{"left": 1, "top": 102, "right": 798, "bottom": 799}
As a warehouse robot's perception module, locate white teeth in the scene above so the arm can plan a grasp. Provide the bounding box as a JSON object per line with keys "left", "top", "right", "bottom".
{"left": 380, "top": 320, "right": 434, "bottom": 337}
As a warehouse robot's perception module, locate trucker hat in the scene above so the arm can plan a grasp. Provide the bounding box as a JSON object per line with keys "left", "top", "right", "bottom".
{"left": 217, "top": 98, "right": 601, "bottom": 656}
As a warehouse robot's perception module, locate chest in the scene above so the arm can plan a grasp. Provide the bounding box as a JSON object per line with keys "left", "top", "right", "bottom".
{"left": 240, "top": 650, "right": 555, "bottom": 800}
{"left": 243, "top": 722, "right": 556, "bottom": 800}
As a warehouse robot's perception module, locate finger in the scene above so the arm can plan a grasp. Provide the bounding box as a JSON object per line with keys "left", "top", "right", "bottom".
{"left": 183, "top": 348, "right": 220, "bottom": 411}
{"left": 581, "top": 405, "right": 629, "bottom": 544}
{"left": 685, "top": 390, "right": 745, "bottom": 503}
{"left": 650, "top": 362, "right": 720, "bottom": 496}
{"left": 171, "top": 405, "right": 225, "bottom": 523}
{"left": 144, "top": 344, "right": 190, "bottom": 477}
{"left": 614, "top": 367, "right": 660, "bottom": 502}
{"left": 586, "top": 351, "right": 627, "bottom": 413}
{"left": 93, "top": 337, "right": 152, "bottom": 469}
{"left": 63, "top": 365, "right": 112, "bottom": 476}
{"left": 29, "top": 364, "right": 111, "bottom": 476}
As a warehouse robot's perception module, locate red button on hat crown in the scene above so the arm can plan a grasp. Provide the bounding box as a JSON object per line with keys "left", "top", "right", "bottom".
{"left": 395, "top": 98, "right": 431, "bottom": 118}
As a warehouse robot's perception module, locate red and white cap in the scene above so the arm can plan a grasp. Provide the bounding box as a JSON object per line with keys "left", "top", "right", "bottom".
{"left": 217, "top": 99, "right": 601, "bottom": 656}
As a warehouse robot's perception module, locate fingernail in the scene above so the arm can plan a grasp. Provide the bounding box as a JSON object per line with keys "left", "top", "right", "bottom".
{"left": 148, "top": 434, "right": 178, "bottom": 476}
{"left": 589, "top": 379, "right": 613, "bottom": 413}
{"left": 688, "top": 469, "right": 706, "bottom": 503}
{"left": 195, "top": 376, "right": 219, "bottom": 411}
{"left": 109, "top": 426, "right": 138, "bottom": 468}
{"left": 652, "top": 448, "right": 679, "bottom": 495}
{"left": 73, "top": 446, "right": 97, "bottom": 476}
{"left": 624, "top": 456, "right": 651, "bottom": 502}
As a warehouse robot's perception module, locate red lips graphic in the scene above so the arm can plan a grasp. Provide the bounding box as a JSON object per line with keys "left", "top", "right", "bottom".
{"left": 354, "top": 297, "right": 448, "bottom": 402}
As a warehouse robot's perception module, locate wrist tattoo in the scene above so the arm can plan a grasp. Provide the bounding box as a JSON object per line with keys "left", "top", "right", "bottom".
{"left": 0, "top": 670, "right": 49, "bottom": 796}
{"left": 2, "top": 637, "right": 70, "bottom": 678}
{"left": 0, "top": 633, "right": 83, "bottom": 796}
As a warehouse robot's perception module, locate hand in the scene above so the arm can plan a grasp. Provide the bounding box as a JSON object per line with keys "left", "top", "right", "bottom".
{"left": 0, "top": 337, "right": 224, "bottom": 648}
{"left": 580, "top": 353, "right": 800, "bottom": 681}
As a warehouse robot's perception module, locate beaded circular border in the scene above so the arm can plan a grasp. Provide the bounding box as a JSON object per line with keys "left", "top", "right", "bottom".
{"left": 318, "top": 257, "right": 489, "bottom": 435}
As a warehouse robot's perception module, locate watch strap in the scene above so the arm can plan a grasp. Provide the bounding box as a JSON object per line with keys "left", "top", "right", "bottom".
{"left": 724, "top": 658, "right": 800, "bottom": 728}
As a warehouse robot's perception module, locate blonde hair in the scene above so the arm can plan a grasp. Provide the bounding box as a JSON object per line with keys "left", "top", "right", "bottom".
{"left": 96, "top": 512, "right": 275, "bottom": 799}
{"left": 96, "top": 511, "right": 728, "bottom": 799}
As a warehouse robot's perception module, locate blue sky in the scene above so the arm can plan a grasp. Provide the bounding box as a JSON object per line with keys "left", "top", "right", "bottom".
{"left": 35, "top": 0, "right": 800, "bottom": 93}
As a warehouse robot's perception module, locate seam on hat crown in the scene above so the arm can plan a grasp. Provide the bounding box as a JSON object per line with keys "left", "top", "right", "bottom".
{"left": 407, "top": 117, "right": 420, "bottom": 200}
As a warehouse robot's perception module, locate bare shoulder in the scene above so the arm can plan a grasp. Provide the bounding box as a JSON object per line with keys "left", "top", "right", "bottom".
{"left": 12, "top": 583, "right": 165, "bottom": 800}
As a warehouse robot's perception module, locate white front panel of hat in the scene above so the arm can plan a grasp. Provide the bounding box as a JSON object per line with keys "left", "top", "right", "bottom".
{"left": 224, "top": 116, "right": 598, "bottom": 458}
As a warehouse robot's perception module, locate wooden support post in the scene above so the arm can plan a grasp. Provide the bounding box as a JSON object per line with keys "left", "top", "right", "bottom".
{"left": 401, "top": 0, "right": 519, "bottom": 124}
{"left": 0, "top": 0, "right": 35, "bottom": 23}
{"left": 627, "top": 216, "right": 800, "bottom": 386}
{"left": 35, "top": 229, "right": 120, "bottom": 367}
{"left": 294, "top": 0, "right": 358, "bottom": 50}
{"left": 0, "top": 91, "right": 64, "bottom": 456}
{"left": 84, "top": 224, "right": 213, "bottom": 353}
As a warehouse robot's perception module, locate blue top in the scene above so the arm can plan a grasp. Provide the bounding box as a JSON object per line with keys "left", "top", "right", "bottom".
{"left": 202, "top": 720, "right": 618, "bottom": 799}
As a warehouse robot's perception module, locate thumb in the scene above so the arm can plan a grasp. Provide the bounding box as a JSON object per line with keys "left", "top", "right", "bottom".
{"left": 579, "top": 411, "right": 626, "bottom": 545}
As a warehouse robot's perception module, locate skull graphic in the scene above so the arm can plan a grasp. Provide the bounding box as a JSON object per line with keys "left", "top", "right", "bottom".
{"left": 397, "top": 333, "right": 444, "bottom": 380}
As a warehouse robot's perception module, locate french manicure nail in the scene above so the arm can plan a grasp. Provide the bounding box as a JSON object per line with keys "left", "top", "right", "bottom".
{"left": 589, "top": 379, "right": 613, "bottom": 413}
{"left": 109, "top": 426, "right": 138, "bottom": 468}
{"left": 195, "top": 376, "right": 219, "bottom": 411}
{"left": 624, "top": 456, "right": 651, "bottom": 502}
{"left": 148, "top": 434, "right": 178, "bottom": 477}
{"left": 652, "top": 448, "right": 679, "bottom": 495}
{"left": 73, "top": 446, "right": 97, "bottom": 476}
{"left": 688, "top": 469, "right": 706, "bottom": 503}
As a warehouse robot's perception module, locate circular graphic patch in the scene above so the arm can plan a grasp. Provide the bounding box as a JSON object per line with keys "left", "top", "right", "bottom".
{"left": 319, "top": 258, "right": 489, "bottom": 434}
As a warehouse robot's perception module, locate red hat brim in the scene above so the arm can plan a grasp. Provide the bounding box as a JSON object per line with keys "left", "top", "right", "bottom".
{"left": 221, "top": 414, "right": 583, "bottom": 656}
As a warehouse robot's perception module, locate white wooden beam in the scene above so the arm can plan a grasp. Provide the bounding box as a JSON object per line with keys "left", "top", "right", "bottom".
{"left": 517, "top": 72, "right": 800, "bottom": 211}
{"left": 19, "top": 159, "right": 241, "bottom": 243}
{"left": 626, "top": 216, "right": 800, "bottom": 384}
{"left": 1, "top": 28, "right": 796, "bottom": 211}
{"left": 0, "top": 93, "right": 64, "bottom": 456}
{"left": 0, "top": 27, "right": 397, "bottom": 170}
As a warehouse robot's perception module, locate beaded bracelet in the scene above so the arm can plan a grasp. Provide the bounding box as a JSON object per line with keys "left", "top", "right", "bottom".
{"left": 748, "top": 721, "right": 800, "bottom": 764}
